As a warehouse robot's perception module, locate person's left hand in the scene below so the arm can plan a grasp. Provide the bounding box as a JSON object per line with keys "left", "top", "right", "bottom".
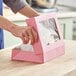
{"left": 11, "top": 25, "right": 38, "bottom": 44}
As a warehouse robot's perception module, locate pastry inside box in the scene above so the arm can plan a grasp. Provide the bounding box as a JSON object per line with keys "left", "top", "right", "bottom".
{"left": 14, "top": 42, "right": 34, "bottom": 52}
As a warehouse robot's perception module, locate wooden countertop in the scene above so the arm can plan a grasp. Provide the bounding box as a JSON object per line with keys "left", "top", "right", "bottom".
{"left": 0, "top": 40, "right": 76, "bottom": 76}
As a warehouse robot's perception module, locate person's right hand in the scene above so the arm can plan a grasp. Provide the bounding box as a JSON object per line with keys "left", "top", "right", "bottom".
{"left": 10, "top": 25, "right": 38, "bottom": 44}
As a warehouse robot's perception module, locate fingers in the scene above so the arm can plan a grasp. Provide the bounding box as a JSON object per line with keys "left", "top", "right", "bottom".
{"left": 27, "top": 29, "right": 34, "bottom": 44}
{"left": 21, "top": 26, "right": 38, "bottom": 44}
{"left": 21, "top": 32, "right": 29, "bottom": 44}
{"left": 27, "top": 29, "right": 38, "bottom": 44}
{"left": 26, "top": 26, "right": 38, "bottom": 44}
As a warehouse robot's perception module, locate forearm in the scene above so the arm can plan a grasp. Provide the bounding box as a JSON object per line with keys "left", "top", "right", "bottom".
{"left": 0, "top": 15, "right": 38, "bottom": 44}
{"left": 0, "top": 16, "right": 16, "bottom": 32}
{"left": 18, "top": 5, "right": 40, "bottom": 17}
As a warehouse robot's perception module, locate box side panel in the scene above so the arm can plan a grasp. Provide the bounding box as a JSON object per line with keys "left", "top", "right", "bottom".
{"left": 43, "top": 40, "right": 65, "bottom": 62}
{"left": 12, "top": 50, "right": 44, "bottom": 63}
{"left": 26, "top": 18, "right": 43, "bottom": 55}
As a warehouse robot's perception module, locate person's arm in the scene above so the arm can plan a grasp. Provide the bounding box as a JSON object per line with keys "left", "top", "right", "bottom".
{"left": 3, "top": 0, "right": 38, "bottom": 44}
{"left": 3, "top": 0, "right": 40, "bottom": 17}
{"left": 18, "top": 5, "right": 40, "bottom": 17}
{"left": 0, "top": 16, "right": 15, "bottom": 32}
{"left": 0, "top": 16, "right": 37, "bottom": 44}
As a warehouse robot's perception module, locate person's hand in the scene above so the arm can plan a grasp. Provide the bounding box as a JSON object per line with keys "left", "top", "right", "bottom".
{"left": 0, "top": 16, "right": 38, "bottom": 44}
{"left": 11, "top": 25, "right": 38, "bottom": 44}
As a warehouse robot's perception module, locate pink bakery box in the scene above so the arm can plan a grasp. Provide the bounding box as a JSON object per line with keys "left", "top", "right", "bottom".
{"left": 11, "top": 13, "right": 65, "bottom": 63}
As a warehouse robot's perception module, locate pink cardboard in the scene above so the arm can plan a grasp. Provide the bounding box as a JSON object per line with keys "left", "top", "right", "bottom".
{"left": 12, "top": 13, "right": 65, "bottom": 63}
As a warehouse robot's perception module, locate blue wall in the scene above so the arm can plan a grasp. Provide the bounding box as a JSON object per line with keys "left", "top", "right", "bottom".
{"left": 0, "top": 0, "right": 4, "bottom": 49}
{"left": 0, "top": 0, "right": 3, "bottom": 15}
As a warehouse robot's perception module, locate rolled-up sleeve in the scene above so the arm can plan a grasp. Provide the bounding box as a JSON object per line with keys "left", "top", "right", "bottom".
{"left": 3, "top": 0, "right": 27, "bottom": 13}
